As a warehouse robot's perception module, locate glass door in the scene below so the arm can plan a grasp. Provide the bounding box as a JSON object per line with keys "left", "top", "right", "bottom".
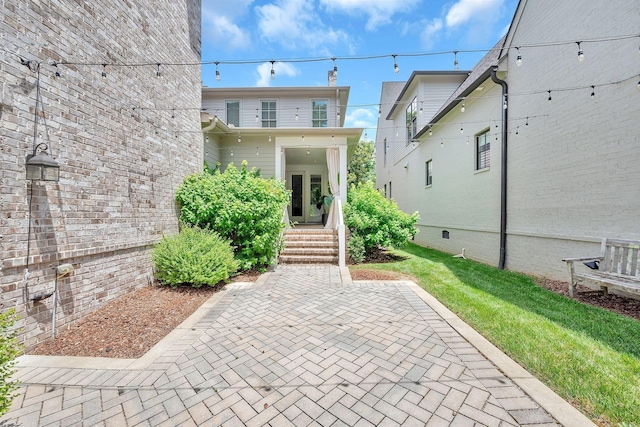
{"left": 309, "top": 174, "right": 323, "bottom": 224}
{"left": 287, "top": 172, "right": 304, "bottom": 223}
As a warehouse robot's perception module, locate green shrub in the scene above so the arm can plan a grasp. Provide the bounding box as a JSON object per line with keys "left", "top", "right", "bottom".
{"left": 176, "top": 161, "right": 290, "bottom": 270}
{"left": 152, "top": 225, "right": 239, "bottom": 287}
{"left": 344, "top": 182, "right": 419, "bottom": 256}
{"left": 347, "top": 234, "right": 366, "bottom": 264}
{"left": 0, "top": 309, "right": 21, "bottom": 417}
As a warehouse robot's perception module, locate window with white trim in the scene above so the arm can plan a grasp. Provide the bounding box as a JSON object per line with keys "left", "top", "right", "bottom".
{"left": 312, "top": 99, "right": 328, "bottom": 127}
{"left": 406, "top": 96, "right": 418, "bottom": 145}
{"left": 261, "top": 100, "right": 276, "bottom": 127}
{"left": 476, "top": 129, "right": 490, "bottom": 170}
{"left": 425, "top": 160, "right": 433, "bottom": 186}
{"left": 226, "top": 100, "right": 240, "bottom": 127}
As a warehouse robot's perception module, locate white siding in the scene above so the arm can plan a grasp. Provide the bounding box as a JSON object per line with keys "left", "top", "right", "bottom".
{"left": 218, "top": 135, "right": 276, "bottom": 178}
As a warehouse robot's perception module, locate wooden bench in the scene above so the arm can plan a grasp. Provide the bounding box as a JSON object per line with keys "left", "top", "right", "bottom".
{"left": 563, "top": 238, "right": 640, "bottom": 298}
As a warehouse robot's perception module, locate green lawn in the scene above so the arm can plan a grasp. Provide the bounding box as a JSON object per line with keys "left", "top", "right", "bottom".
{"left": 350, "top": 243, "right": 640, "bottom": 426}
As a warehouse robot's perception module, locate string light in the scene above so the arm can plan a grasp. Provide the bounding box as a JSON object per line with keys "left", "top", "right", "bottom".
{"left": 503, "top": 98, "right": 508, "bottom": 109}
{"left": 238, "top": 134, "right": 241, "bottom": 143}
{"left": 460, "top": 124, "right": 464, "bottom": 134}
{"left": 295, "top": 108, "right": 299, "bottom": 121}
{"left": 302, "top": 132, "right": 305, "bottom": 142}
{"left": 268, "top": 132, "right": 272, "bottom": 143}
{"left": 453, "top": 51, "right": 459, "bottom": 70}
{"left": 429, "top": 128, "right": 433, "bottom": 136}
{"left": 171, "top": 109, "right": 175, "bottom": 119}
{"left": 590, "top": 85, "right": 595, "bottom": 99}
{"left": 461, "top": 103, "right": 465, "bottom": 112}
{"left": 332, "top": 130, "right": 335, "bottom": 141}
{"left": 392, "top": 54, "right": 399, "bottom": 73}
{"left": 215, "top": 61, "right": 221, "bottom": 81}
{"left": 156, "top": 63, "right": 161, "bottom": 77}
{"left": 515, "top": 47, "right": 522, "bottom": 66}
{"left": 548, "top": 90, "right": 552, "bottom": 103}
{"left": 577, "top": 41, "right": 585, "bottom": 61}
{"left": 378, "top": 106, "right": 382, "bottom": 117}
{"left": 101, "top": 63, "right": 107, "bottom": 78}
{"left": 256, "top": 146, "right": 259, "bottom": 156}
{"left": 419, "top": 101, "right": 424, "bottom": 114}
{"left": 53, "top": 62, "right": 60, "bottom": 77}
{"left": 255, "top": 109, "right": 259, "bottom": 123}
{"left": 525, "top": 117, "right": 529, "bottom": 126}
{"left": 230, "top": 147, "right": 234, "bottom": 156}
{"left": 306, "top": 146, "right": 310, "bottom": 155}
{"left": 332, "top": 57, "right": 338, "bottom": 77}
{"left": 270, "top": 60, "right": 275, "bottom": 80}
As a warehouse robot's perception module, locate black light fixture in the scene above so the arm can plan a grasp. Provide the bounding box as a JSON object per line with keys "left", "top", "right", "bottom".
{"left": 26, "top": 143, "right": 59, "bottom": 181}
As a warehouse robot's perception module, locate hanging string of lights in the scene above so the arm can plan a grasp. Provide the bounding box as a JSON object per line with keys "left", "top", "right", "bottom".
{"left": 4, "top": 32, "right": 637, "bottom": 79}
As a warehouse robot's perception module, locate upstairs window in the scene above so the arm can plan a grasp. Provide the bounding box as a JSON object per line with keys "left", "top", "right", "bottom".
{"left": 476, "top": 129, "right": 490, "bottom": 170}
{"left": 262, "top": 101, "right": 276, "bottom": 127}
{"left": 406, "top": 97, "right": 418, "bottom": 145}
{"left": 226, "top": 100, "right": 240, "bottom": 127}
{"left": 312, "top": 99, "right": 328, "bottom": 127}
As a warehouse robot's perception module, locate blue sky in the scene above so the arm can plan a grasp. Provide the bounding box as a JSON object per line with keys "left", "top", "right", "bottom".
{"left": 201, "top": 0, "right": 519, "bottom": 139}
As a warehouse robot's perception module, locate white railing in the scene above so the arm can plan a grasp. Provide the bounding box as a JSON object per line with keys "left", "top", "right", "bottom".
{"left": 336, "top": 198, "right": 346, "bottom": 267}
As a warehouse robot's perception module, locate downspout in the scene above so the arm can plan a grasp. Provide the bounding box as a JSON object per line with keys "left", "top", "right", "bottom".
{"left": 491, "top": 67, "right": 508, "bottom": 270}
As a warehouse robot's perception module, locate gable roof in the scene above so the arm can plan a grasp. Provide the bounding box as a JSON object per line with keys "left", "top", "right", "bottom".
{"left": 386, "top": 71, "right": 470, "bottom": 120}
{"left": 414, "top": 36, "right": 506, "bottom": 139}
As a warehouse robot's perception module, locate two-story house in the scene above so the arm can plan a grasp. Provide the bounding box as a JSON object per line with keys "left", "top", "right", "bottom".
{"left": 201, "top": 75, "right": 363, "bottom": 265}
{"left": 376, "top": 0, "right": 639, "bottom": 282}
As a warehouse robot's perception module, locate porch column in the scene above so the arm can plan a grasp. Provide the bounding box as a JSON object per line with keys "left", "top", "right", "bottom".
{"left": 339, "top": 144, "right": 347, "bottom": 204}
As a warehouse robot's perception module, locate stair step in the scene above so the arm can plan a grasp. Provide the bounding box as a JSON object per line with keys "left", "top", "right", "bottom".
{"left": 284, "top": 240, "right": 338, "bottom": 248}
{"left": 280, "top": 247, "right": 338, "bottom": 256}
{"left": 279, "top": 254, "right": 338, "bottom": 264}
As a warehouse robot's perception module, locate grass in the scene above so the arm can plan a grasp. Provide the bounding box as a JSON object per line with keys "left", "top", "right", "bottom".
{"left": 351, "top": 243, "right": 640, "bottom": 426}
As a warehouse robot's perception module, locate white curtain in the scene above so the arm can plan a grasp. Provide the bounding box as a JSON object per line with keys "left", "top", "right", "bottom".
{"left": 281, "top": 148, "right": 291, "bottom": 228}
{"left": 324, "top": 147, "right": 340, "bottom": 229}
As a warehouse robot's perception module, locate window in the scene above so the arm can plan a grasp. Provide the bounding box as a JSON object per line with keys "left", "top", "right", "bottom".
{"left": 383, "top": 184, "right": 387, "bottom": 197}
{"left": 261, "top": 101, "right": 276, "bottom": 127}
{"left": 476, "top": 129, "right": 490, "bottom": 170}
{"left": 383, "top": 138, "right": 387, "bottom": 166}
{"left": 226, "top": 100, "right": 240, "bottom": 127}
{"left": 312, "top": 99, "right": 328, "bottom": 127}
{"left": 425, "top": 160, "right": 433, "bottom": 186}
{"left": 406, "top": 97, "right": 418, "bottom": 145}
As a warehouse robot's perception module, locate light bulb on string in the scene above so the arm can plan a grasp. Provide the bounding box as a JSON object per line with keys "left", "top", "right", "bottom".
{"left": 378, "top": 106, "right": 382, "bottom": 117}
{"left": 256, "top": 146, "right": 259, "bottom": 156}
{"left": 332, "top": 57, "right": 338, "bottom": 77}
{"left": 453, "top": 51, "right": 459, "bottom": 70}
{"left": 306, "top": 146, "right": 310, "bottom": 155}
{"left": 577, "top": 41, "right": 584, "bottom": 61}
{"left": 392, "top": 54, "right": 399, "bottom": 73}
{"left": 270, "top": 60, "right": 275, "bottom": 80}
{"left": 515, "top": 47, "right": 522, "bottom": 66}
{"left": 419, "top": 101, "right": 424, "bottom": 114}
{"left": 461, "top": 103, "right": 465, "bottom": 113}
{"left": 268, "top": 132, "right": 272, "bottom": 143}
{"left": 332, "top": 130, "right": 335, "bottom": 141}
{"left": 156, "top": 63, "right": 161, "bottom": 77}
{"left": 53, "top": 62, "right": 61, "bottom": 77}
{"left": 295, "top": 108, "right": 299, "bottom": 121}
{"left": 255, "top": 109, "right": 259, "bottom": 123}
{"left": 101, "top": 63, "right": 107, "bottom": 78}
{"left": 238, "top": 134, "right": 241, "bottom": 143}
{"left": 590, "top": 85, "right": 595, "bottom": 99}
{"left": 547, "top": 90, "right": 552, "bottom": 103}
{"left": 230, "top": 147, "right": 234, "bottom": 157}
{"left": 460, "top": 124, "right": 464, "bottom": 134}
{"left": 525, "top": 117, "right": 529, "bottom": 126}
{"left": 503, "top": 99, "right": 508, "bottom": 110}
{"left": 429, "top": 128, "right": 433, "bottom": 136}
{"left": 215, "top": 61, "right": 221, "bottom": 81}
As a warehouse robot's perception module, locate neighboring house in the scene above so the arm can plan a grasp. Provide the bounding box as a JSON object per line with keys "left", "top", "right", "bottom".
{"left": 376, "top": 0, "right": 640, "bottom": 281}
{"left": 201, "top": 75, "right": 363, "bottom": 261}
{"left": 0, "top": 1, "right": 202, "bottom": 348}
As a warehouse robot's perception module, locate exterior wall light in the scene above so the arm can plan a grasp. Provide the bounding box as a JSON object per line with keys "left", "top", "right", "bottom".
{"left": 26, "top": 143, "right": 59, "bottom": 182}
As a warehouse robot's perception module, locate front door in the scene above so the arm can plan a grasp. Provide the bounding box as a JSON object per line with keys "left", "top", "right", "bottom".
{"left": 286, "top": 171, "right": 324, "bottom": 224}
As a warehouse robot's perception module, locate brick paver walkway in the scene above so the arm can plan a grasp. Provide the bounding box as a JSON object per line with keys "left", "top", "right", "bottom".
{"left": 2, "top": 265, "right": 583, "bottom": 426}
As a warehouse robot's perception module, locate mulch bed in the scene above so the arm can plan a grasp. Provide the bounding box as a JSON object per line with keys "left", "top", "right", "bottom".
{"left": 28, "top": 271, "right": 260, "bottom": 359}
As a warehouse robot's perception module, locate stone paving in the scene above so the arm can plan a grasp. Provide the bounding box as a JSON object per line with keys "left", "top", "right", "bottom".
{"left": 1, "top": 265, "right": 589, "bottom": 426}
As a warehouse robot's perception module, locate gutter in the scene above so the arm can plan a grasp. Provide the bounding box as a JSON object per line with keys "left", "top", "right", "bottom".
{"left": 490, "top": 67, "right": 508, "bottom": 270}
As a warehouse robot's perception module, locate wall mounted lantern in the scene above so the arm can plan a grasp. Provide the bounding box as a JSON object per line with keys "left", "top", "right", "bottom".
{"left": 26, "top": 143, "right": 59, "bottom": 181}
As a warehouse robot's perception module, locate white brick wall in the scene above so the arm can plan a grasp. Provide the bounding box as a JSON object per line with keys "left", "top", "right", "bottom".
{"left": 375, "top": 0, "right": 640, "bottom": 282}
{"left": 0, "top": 0, "right": 202, "bottom": 348}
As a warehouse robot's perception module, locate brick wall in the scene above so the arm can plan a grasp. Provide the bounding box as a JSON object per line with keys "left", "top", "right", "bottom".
{"left": 0, "top": 0, "right": 202, "bottom": 349}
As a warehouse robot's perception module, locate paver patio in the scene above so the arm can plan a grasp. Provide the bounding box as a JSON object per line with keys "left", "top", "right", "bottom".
{"left": 1, "top": 265, "right": 593, "bottom": 426}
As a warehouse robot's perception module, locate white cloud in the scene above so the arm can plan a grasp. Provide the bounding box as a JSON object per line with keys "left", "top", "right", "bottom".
{"left": 202, "top": 0, "right": 254, "bottom": 50}
{"left": 319, "top": 0, "right": 421, "bottom": 31}
{"left": 345, "top": 107, "right": 376, "bottom": 130}
{"left": 256, "top": 0, "right": 348, "bottom": 50}
{"left": 420, "top": 18, "right": 443, "bottom": 49}
{"left": 445, "top": 0, "right": 504, "bottom": 27}
{"left": 255, "top": 62, "right": 299, "bottom": 87}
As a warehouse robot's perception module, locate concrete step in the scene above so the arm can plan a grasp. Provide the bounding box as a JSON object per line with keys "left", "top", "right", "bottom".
{"left": 284, "top": 240, "right": 338, "bottom": 248}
